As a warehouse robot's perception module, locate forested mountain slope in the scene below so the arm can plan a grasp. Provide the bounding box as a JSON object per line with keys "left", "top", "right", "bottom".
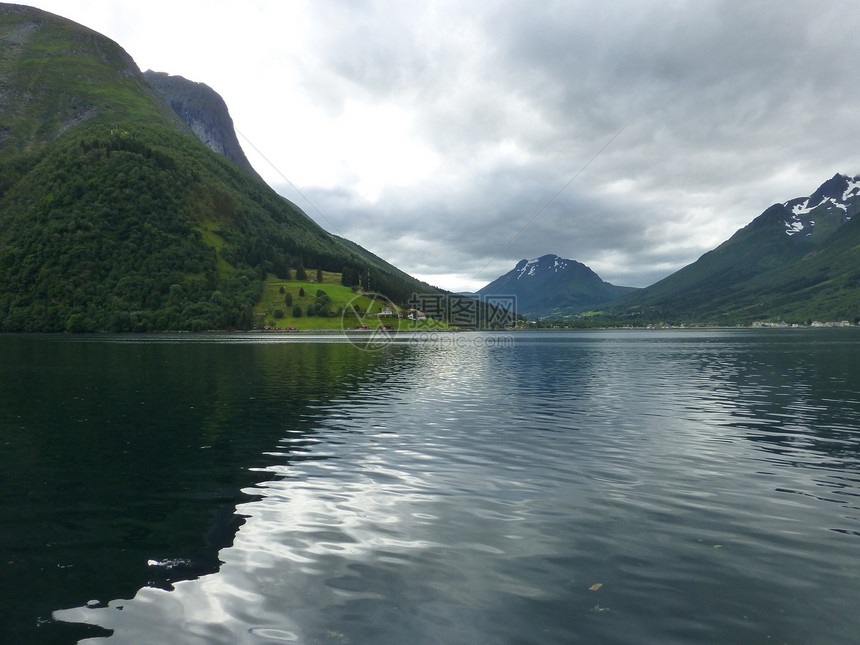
{"left": 0, "top": 4, "right": 438, "bottom": 331}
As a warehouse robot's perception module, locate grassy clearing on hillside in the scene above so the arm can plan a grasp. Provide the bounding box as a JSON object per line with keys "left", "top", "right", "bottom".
{"left": 195, "top": 221, "right": 234, "bottom": 277}
{"left": 254, "top": 274, "right": 450, "bottom": 331}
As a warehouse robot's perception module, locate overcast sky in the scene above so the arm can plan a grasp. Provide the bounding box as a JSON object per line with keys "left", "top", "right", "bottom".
{"left": 21, "top": 0, "right": 860, "bottom": 291}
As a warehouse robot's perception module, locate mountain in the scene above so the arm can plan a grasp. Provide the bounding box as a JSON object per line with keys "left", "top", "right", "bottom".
{"left": 478, "top": 254, "right": 638, "bottom": 318}
{"left": 142, "top": 70, "right": 262, "bottom": 182}
{"left": 611, "top": 173, "right": 860, "bottom": 324}
{"left": 0, "top": 4, "right": 439, "bottom": 331}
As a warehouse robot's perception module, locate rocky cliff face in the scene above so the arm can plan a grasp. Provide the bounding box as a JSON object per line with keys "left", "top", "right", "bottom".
{"left": 143, "top": 70, "right": 261, "bottom": 180}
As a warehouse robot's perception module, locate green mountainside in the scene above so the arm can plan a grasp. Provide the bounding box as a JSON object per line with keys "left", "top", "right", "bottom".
{"left": 0, "top": 4, "right": 439, "bottom": 331}
{"left": 609, "top": 173, "right": 860, "bottom": 325}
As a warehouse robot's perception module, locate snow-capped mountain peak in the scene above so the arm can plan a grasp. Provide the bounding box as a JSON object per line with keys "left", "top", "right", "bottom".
{"left": 781, "top": 173, "right": 859, "bottom": 237}
{"left": 514, "top": 254, "right": 574, "bottom": 280}
{"left": 478, "top": 254, "right": 637, "bottom": 317}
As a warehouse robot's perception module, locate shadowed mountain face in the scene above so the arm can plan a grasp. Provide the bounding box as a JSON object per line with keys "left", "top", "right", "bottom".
{"left": 611, "top": 173, "right": 860, "bottom": 324}
{"left": 143, "top": 71, "right": 262, "bottom": 181}
{"left": 479, "top": 254, "right": 638, "bottom": 318}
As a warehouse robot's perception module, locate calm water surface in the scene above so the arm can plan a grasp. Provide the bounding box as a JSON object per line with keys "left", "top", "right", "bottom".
{"left": 1, "top": 329, "right": 859, "bottom": 644}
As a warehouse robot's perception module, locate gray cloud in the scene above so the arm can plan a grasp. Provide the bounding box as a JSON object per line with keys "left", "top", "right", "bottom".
{"left": 279, "top": 0, "right": 860, "bottom": 291}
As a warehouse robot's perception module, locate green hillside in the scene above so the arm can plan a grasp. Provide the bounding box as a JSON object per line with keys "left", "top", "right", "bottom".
{"left": 609, "top": 176, "right": 860, "bottom": 325}
{"left": 253, "top": 274, "right": 450, "bottom": 330}
{"left": 0, "top": 5, "right": 440, "bottom": 332}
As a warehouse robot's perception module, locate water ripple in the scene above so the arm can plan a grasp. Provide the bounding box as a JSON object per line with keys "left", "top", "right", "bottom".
{"left": 51, "top": 330, "right": 860, "bottom": 644}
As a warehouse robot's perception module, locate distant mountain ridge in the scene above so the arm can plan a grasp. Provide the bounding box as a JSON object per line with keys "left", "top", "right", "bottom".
{"left": 479, "top": 253, "right": 637, "bottom": 317}
{"left": 610, "top": 173, "right": 860, "bottom": 324}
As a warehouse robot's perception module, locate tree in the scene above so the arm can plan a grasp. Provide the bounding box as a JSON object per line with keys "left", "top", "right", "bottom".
{"left": 312, "top": 290, "right": 332, "bottom": 317}
{"left": 316, "top": 267, "right": 323, "bottom": 282}
{"left": 284, "top": 292, "right": 293, "bottom": 307}
{"left": 341, "top": 266, "right": 359, "bottom": 287}
{"left": 299, "top": 287, "right": 305, "bottom": 297}
{"left": 292, "top": 305, "right": 302, "bottom": 317}
{"left": 273, "top": 308, "right": 284, "bottom": 319}
{"left": 296, "top": 262, "right": 307, "bottom": 281}
{"left": 169, "top": 283, "right": 183, "bottom": 305}
{"left": 66, "top": 313, "right": 94, "bottom": 333}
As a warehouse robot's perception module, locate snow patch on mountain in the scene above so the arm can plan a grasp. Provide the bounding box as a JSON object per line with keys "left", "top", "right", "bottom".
{"left": 785, "top": 219, "right": 807, "bottom": 235}
{"left": 782, "top": 174, "right": 858, "bottom": 236}
{"left": 790, "top": 199, "right": 812, "bottom": 216}
{"left": 515, "top": 254, "right": 572, "bottom": 279}
{"left": 783, "top": 198, "right": 814, "bottom": 236}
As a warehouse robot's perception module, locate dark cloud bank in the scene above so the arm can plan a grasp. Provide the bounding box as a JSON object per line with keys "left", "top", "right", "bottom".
{"left": 271, "top": 0, "right": 860, "bottom": 291}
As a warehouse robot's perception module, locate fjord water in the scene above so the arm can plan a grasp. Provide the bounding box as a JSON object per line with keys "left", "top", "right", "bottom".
{"left": 2, "top": 331, "right": 859, "bottom": 644}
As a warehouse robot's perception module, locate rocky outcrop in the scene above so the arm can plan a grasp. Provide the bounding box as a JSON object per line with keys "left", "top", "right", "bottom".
{"left": 143, "top": 70, "right": 261, "bottom": 180}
